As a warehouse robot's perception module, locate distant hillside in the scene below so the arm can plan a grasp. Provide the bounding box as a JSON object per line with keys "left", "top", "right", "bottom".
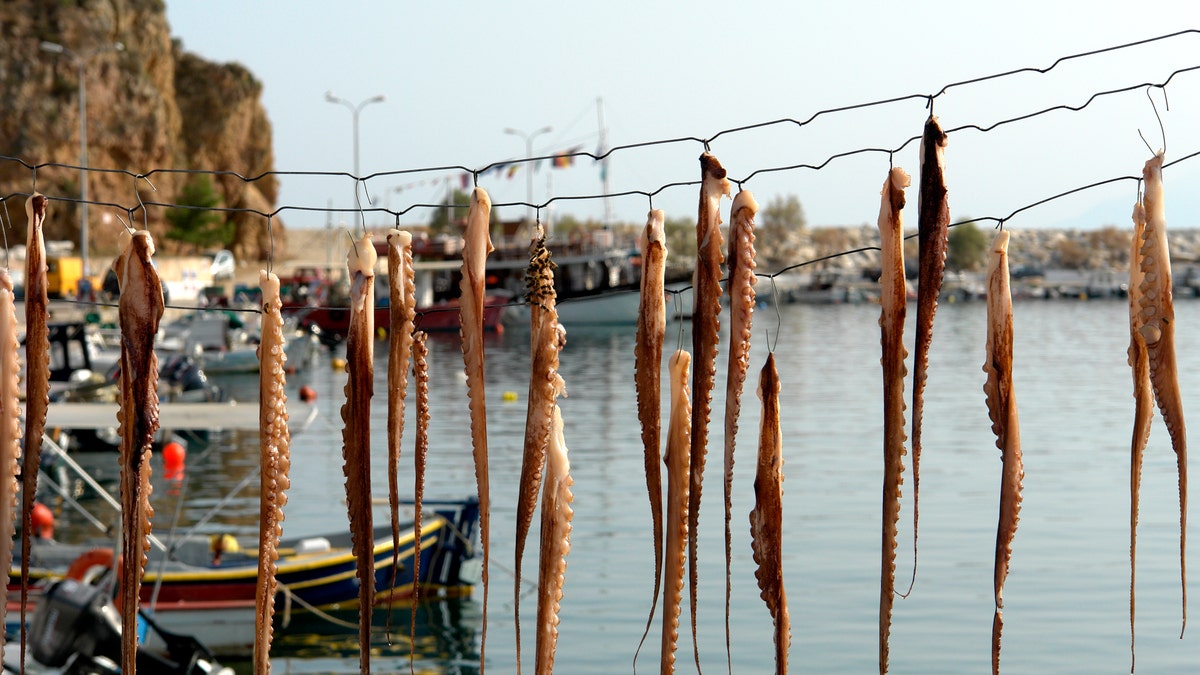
{"left": 0, "top": 0, "right": 285, "bottom": 261}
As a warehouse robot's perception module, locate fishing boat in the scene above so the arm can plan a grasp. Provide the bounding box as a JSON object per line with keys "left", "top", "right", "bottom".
{"left": 156, "top": 310, "right": 321, "bottom": 375}
{"left": 8, "top": 499, "right": 480, "bottom": 658}
{"left": 8, "top": 409, "right": 479, "bottom": 659}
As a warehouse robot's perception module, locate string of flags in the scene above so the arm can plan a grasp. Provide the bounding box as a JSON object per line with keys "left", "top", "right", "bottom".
{"left": 390, "top": 145, "right": 596, "bottom": 194}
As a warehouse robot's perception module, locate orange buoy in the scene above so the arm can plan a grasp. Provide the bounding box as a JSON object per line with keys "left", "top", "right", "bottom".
{"left": 162, "top": 441, "right": 186, "bottom": 478}
{"left": 31, "top": 502, "right": 54, "bottom": 540}
{"left": 299, "top": 384, "right": 318, "bottom": 403}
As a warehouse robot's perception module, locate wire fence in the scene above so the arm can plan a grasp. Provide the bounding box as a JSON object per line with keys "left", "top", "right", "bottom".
{"left": 1, "top": 29, "right": 1199, "bottom": 322}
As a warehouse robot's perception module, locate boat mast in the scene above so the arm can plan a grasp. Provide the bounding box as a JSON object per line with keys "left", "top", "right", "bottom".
{"left": 596, "top": 97, "right": 612, "bottom": 228}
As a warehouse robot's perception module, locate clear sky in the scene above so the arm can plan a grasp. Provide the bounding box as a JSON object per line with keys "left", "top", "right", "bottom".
{"left": 164, "top": 1, "right": 1200, "bottom": 234}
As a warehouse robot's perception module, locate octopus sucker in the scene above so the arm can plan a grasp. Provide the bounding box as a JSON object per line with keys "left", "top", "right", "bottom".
{"left": 459, "top": 187, "right": 495, "bottom": 671}
{"left": 1128, "top": 196, "right": 1153, "bottom": 669}
{"left": 661, "top": 349, "right": 692, "bottom": 675}
{"left": 254, "top": 271, "right": 292, "bottom": 674}
{"left": 0, "top": 270, "right": 22, "bottom": 661}
{"left": 1136, "top": 152, "right": 1187, "bottom": 638}
{"left": 749, "top": 352, "right": 789, "bottom": 675}
{"left": 114, "top": 230, "right": 164, "bottom": 674}
{"left": 516, "top": 224, "right": 567, "bottom": 674}
{"left": 410, "top": 330, "right": 430, "bottom": 670}
{"left": 723, "top": 189, "right": 758, "bottom": 667}
{"left": 534, "top": 405, "right": 574, "bottom": 675}
{"left": 911, "top": 115, "right": 950, "bottom": 593}
{"left": 876, "top": 167, "right": 911, "bottom": 673}
{"left": 689, "top": 152, "right": 730, "bottom": 667}
{"left": 634, "top": 208, "right": 667, "bottom": 666}
{"left": 340, "top": 234, "right": 377, "bottom": 675}
{"left": 982, "top": 230, "right": 1023, "bottom": 675}
{"left": 19, "top": 193, "right": 49, "bottom": 664}
{"left": 385, "top": 229, "right": 416, "bottom": 627}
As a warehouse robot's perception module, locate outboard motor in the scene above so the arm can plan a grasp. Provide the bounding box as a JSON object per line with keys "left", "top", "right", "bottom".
{"left": 25, "top": 578, "right": 234, "bottom": 675}
{"left": 28, "top": 578, "right": 122, "bottom": 670}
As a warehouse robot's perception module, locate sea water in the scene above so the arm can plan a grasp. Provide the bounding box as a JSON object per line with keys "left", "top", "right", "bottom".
{"left": 60, "top": 298, "right": 1199, "bottom": 673}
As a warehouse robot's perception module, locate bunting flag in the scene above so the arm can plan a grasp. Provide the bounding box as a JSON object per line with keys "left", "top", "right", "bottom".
{"left": 506, "top": 164, "right": 520, "bottom": 179}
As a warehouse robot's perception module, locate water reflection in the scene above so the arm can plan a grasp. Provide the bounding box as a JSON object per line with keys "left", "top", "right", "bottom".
{"left": 226, "top": 598, "right": 480, "bottom": 674}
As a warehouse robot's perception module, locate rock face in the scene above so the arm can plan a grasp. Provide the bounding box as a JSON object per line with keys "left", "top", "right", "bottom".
{"left": 0, "top": 0, "right": 284, "bottom": 262}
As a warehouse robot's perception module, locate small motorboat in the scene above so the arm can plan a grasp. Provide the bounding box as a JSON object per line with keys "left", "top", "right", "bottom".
{"left": 9, "top": 499, "right": 480, "bottom": 658}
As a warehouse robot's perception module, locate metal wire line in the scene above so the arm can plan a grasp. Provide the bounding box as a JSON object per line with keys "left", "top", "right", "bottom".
{"left": 2, "top": 29, "right": 1196, "bottom": 212}
{"left": 4, "top": 59, "right": 1196, "bottom": 227}
{"left": 17, "top": 144, "right": 1198, "bottom": 326}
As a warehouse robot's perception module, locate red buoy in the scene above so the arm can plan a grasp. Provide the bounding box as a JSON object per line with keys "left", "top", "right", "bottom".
{"left": 299, "top": 385, "right": 317, "bottom": 403}
{"left": 31, "top": 502, "right": 55, "bottom": 539}
{"left": 162, "top": 441, "right": 187, "bottom": 478}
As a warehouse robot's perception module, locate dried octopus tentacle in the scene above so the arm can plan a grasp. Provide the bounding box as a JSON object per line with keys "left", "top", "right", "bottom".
{"left": 983, "top": 230, "right": 1023, "bottom": 675}
{"left": 876, "top": 167, "right": 911, "bottom": 673}
{"left": 254, "top": 271, "right": 291, "bottom": 674}
{"left": 410, "top": 330, "right": 430, "bottom": 672}
{"left": 115, "top": 231, "right": 164, "bottom": 674}
{"left": 1128, "top": 196, "right": 1153, "bottom": 670}
{"left": 386, "top": 229, "right": 416, "bottom": 627}
{"left": 340, "top": 234, "right": 377, "bottom": 675}
{"left": 459, "top": 187, "right": 495, "bottom": 671}
{"left": 723, "top": 189, "right": 758, "bottom": 669}
{"left": 516, "top": 224, "right": 566, "bottom": 674}
{"left": 661, "top": 349, "right": 692, "bottom": 675}
{"left": 19, "top": 193, "right": 49, "bottom": 663}
{"left": 534, "top": 405, "right": 574, "bottom": 675}
{"left": 1136, "top": 152, "right": 1187, "bottom": 637}
{"left": 749, "top": 352, "right": 789, "bottom": 675}
{"left": 0, "top": 270, "right": 21, "bottom": 660}
{"left": 634, "top": 208, "right": 667, "bottom": 667}
{"left": 910, "top": 115, "right": 949, "bottom": 594}
{"left": 689, "top": 152, "right": 730, "bottom": 668}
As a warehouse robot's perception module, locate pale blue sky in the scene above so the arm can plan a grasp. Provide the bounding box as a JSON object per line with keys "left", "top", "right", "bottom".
{"left": 165, "top": 1, "right": 1200, "bottom": 233}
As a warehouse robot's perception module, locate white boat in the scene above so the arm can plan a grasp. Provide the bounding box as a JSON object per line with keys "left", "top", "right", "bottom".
{"left": 158, "top": 311, "right": 320, "bottom": 374}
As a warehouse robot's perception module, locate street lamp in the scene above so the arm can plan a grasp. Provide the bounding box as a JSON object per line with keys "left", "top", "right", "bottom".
{"left": 40, "top": 39, "right": 124, "bottom": 278}
{"left": 504, "top": 125, "right": 553, "bottom": 225}
{"left": 325, "top": 91, "right": 386, "bottom": 229}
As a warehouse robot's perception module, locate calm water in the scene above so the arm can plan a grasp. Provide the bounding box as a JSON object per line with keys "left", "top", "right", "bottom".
{"left": 54, "top": 298, "right": 1198, "bottom": 673}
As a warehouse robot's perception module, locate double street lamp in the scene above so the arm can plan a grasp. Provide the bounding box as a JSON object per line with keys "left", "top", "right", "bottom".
{"left": 504, "top": 125, "right": 553, "bottom": 225}
{"left": 40, "top": 40, "right": 124, "bottom": 278}
{"left": 325, "top": 91, "right": 386, "bottom": 229}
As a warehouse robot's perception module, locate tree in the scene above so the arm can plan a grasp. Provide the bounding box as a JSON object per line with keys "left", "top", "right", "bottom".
{"left": 428, "top": 188, "right": 502, "bottom": 236}
{"left": 165, "top": 175, "right": 230, "bottom": 253}
{"left": 662, "top": 214, "right": 696, "bottom": 262}
{"left": 946, "top": 220, "right": 990, "bottom": 271}
{"left": 758, "top": 194, "right": 807, "bottom": 268}
{"left": 428, "top": 189, "right": 472, "bottom": 235}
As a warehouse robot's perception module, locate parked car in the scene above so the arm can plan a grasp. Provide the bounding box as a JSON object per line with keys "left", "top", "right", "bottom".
{"left": 208, "top": 249, "right": 235, "bottom": 280}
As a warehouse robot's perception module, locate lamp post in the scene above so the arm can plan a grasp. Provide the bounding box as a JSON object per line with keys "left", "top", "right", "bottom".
{"left": 325, "top": 91, "right": 386, "bottom": 229}
{"left": 40, "top": 40, "right": 124, "bottom": 278}
{"left": 504, "top": 125, "right": 552, "bottom": 225}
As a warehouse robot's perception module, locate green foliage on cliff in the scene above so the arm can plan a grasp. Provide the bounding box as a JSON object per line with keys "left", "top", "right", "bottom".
{"left": 165, "top": 175, "right": 231, "bottom": 252}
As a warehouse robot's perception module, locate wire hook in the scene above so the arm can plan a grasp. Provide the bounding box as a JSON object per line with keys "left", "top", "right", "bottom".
{"left": 266, "top": 214, "right": 275, "bottom": 275}
{"left": 768, "top": 274, "right": 781, "bottom": 354}
{"left": 134, "top": 174, "right": 157, "bottom": 231}
{"left": 1138, "top": 86, "right": 1167, "bottom": 156}
{"left": 1, "top": 199, "right": 10, "bottom": 271}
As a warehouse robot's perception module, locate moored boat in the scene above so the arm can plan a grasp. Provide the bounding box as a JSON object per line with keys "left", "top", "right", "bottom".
{"left": 7, "top": 499, "right": 480, "bottom": 658}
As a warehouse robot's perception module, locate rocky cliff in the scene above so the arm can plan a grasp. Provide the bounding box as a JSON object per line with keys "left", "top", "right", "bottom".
{"left": 0, "top": 0, "right": 285, "bottom": 262}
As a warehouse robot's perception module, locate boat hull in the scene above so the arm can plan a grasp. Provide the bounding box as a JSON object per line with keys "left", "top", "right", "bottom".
{"left": 296, "top": 296, "right": 507, "bottom": 345}
{"left": 7, "top": 499, "right": 479, "bottom": 657}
